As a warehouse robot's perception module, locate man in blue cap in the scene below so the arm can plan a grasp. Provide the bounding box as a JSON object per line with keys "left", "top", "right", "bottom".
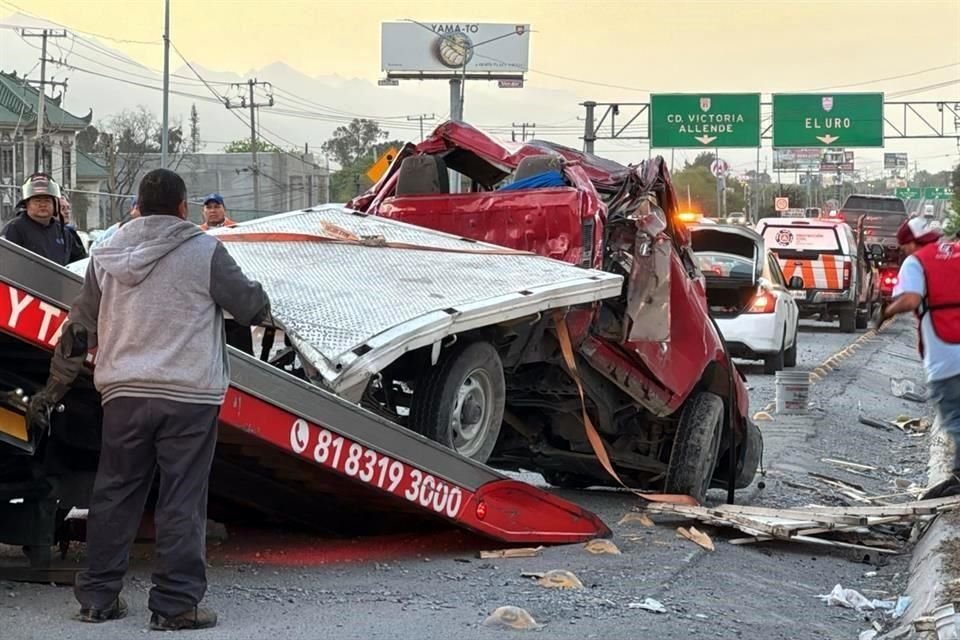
{"left": 199, "top": 193, "right": 235, "bottom": 231}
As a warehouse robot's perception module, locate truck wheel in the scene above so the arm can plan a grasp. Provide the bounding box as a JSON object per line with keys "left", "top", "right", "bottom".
{"left": 763, "top": 340, "right": 784, "bottom": 375}
{"left": 409, "top": 341, "right": 505, "bottom": 463}
{"left": 784, "top": 326, "right": 798, "bottom": 368}
{"left": 839, "top": 308, "right": 856, "bottom": 333}
{"left": 855, "top": 306, "right": 868, "bottom": 330}
{"left": 664, "top": 392, "right": 723, "bottom": 503}
{"left": 735, "top": 420, "right": 763, "bottom": 489}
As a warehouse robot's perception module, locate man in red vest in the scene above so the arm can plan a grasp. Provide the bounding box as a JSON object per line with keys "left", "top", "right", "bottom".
{"left": 881, "top": 217, "right": 960, "bottom": 498}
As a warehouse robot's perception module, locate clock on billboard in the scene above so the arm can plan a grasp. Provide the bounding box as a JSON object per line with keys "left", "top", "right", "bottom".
{"left": 434, "top": 33, "right": 474, "bottom": 68}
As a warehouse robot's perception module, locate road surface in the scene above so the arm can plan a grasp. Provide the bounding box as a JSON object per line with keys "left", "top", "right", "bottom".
{"left": 1, "top": 318, "right": 932, "bottom": 640}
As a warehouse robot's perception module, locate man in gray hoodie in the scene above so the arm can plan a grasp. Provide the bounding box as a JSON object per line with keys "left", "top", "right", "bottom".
{"left": 29, "top": 168, "right": 270, "bottom": 630}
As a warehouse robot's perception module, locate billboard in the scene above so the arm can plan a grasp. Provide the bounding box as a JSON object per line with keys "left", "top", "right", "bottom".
{"left": 884, "top": 152, "right": 908, "bottom": 170}
{"left": 820, "top": 150, "right": 855, "bottom": 173}
{"left": 774, "top": 148, "right": 822, "bottom": 172}
{"left": 381, "top": 22, "right": 530, "bottom": 75}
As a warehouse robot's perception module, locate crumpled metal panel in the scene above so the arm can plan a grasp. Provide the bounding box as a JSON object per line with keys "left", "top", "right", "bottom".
{"left": 211, "top": 206, "right": 620, "bottom": 387}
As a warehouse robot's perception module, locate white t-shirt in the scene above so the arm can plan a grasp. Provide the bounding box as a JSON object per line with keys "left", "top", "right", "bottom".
{"left": 894, "top": 255, "right": 960, "bottom": 383}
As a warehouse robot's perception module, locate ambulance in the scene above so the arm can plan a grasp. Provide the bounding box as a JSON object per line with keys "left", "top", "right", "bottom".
{"left": 755, "top": 217, "right": 881, "bottom": 333}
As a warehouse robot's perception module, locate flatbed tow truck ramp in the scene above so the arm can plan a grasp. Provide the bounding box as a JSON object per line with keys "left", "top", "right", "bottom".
{"left": 0, "top": 206, "right": 620, "bottom": 581}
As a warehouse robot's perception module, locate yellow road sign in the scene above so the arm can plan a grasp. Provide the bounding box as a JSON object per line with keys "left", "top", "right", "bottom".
{"left": 365, "top": 147, "right": 400, "bottom": 184}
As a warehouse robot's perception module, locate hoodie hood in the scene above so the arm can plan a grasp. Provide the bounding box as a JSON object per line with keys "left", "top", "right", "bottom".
{"left": 92, "top": 215, "right": 205, "bottom": 286}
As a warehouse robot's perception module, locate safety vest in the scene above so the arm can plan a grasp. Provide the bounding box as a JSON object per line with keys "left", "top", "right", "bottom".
{"left": 914, "top": 240, "right": 960, "bottom": 355}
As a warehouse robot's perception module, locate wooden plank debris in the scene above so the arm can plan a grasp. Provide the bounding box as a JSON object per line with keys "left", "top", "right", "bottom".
{"left": 643, "top": 496, "right": 959, "bottom": 552}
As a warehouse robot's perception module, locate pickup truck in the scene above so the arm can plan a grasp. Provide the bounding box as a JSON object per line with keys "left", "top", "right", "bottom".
{"left": 834, "top": 194, "right": 908, "bottom": 306}
{"left": 350, "top": 121, "right": 761, "bottom": 502}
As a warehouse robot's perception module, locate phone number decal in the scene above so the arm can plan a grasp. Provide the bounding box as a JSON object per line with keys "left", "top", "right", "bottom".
{"left": 288, "top": 419, "right": 466, "bottom": 518}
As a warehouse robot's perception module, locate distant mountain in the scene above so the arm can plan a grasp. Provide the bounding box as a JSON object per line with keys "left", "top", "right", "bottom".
{"left": 0, "top": 12, "right": 586, "bottom": 164}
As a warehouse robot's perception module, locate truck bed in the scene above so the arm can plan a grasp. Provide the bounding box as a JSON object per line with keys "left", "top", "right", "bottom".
{"left": 207, "top": 206, "right": 622, "bottom": 399}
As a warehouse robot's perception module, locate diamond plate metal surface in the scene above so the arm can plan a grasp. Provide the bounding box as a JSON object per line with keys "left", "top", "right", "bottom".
{"left": 214, "top": 206, "right": 619, "bottom": 366}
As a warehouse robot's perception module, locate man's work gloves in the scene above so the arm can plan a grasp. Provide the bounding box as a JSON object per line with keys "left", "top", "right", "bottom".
{"left": 26, "top": 322, "right": 90, "bottom": 434}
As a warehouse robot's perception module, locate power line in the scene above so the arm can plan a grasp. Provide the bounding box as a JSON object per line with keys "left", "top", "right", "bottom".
{"left": 0, "top": 1, "right": 160, "bottom": 45}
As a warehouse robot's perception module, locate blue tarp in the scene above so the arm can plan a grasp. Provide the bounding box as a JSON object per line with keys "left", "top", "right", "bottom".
{"left": 498, "top": 170, "right": 566, "bottom": 192}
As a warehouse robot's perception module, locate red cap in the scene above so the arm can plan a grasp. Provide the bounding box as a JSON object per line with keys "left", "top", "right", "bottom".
{"left": 896, "top": 217, "right": 942, "bottom": 246}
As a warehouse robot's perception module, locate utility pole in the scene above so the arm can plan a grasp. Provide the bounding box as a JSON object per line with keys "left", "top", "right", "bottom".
{"left": 161, "top": 0, "right": 170, "bottom": 168}
{"left": 512, "top": 122, "right": 536, "bottom": 142}
{"left": 21, "top": 29, "right": 67, "bottom": 173}
{"left": 406, "top": 113, "right": 436, "bottom": 141}
{"left": 225, "top": 79, "right": 274, "bottom": 212}
{"left": 582, "top": 101, "right": 597, "bottom": 154}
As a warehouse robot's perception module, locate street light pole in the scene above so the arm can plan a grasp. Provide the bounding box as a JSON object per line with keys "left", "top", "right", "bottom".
{"left": 160, "top": 0, "right": 170, "bottom": 169}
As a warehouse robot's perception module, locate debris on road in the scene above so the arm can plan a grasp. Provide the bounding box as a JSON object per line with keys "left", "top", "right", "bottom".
{"left": 890, "top": 377, "right": 927, "bottom": 403}
{"left": 524, "top": 569, "right": 585, "bottom": 590}
{"left": 478, "top": 547, "right": 543, "bottom": 559}
{"left": 677, "top": 526, "right": 715, "bottom": 551}
{"left": 644, "top": 497, "right": 960, "bottom": 552}
{"left": 483, "top": 606, "right": 545, "bottom": 630}
{"left": 627, "top": 598, "right": 667, "bottom": 613}
{"left": 618, "top": 512, "right": 655, "bottom": 527}
{"left": 818, "top": 583, "right": 893, "bottom": 611}
{"left": 822, "top": 458, "right": 878, "bottom": 473}
{"left": 584, "top": 539, "right": 621, "bottom": 555}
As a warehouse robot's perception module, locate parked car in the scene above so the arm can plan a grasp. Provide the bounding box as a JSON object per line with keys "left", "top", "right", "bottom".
{"left": 756, "top": 217, "right": 880, "bottom": 332}
{"left": 349, "top": 121, "right": 762, "bottom": 502}
{"left": 726, "top": 212, "right": 747, "bottom": 225}
{"left": 691, "top": 224, "right": 799, "bottom": 374}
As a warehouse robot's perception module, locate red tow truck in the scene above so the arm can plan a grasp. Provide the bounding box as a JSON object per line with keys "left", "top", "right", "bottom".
{"left": 351, "top": 121, "right": 761, "bottom": 502}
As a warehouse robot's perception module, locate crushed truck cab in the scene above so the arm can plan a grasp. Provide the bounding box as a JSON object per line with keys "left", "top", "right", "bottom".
{"left": 350, "top": 121, "right": 762, "bottom": 502}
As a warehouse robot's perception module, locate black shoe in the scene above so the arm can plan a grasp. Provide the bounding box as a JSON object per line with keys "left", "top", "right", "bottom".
{"left": 78, "top": 596, "right": 128, "bottom": 623}
{"left": 150, "top": 606, "right": 218, "bottom": 631}
{"left": 922, "top": 473, "right": 960, "bottom": 500}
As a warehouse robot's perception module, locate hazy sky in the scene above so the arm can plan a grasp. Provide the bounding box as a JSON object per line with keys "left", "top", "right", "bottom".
{"left": 12, "top": 0, "right": 958, "bottom": 93}
{"left": 4, "top": 0, "right": 960, "bottom": 172}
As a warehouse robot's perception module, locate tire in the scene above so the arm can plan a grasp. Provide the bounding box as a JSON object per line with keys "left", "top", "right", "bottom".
{"left": 542, "top": 471, "right": 594, "bottom": 490}
{"left": 763, "top": 343, "right": 784, "bottom": 375}
{"left": 664, "top": 392, "right": 724, "bottom": 503}
{"left": 855, "top": 306, "right": 868, "bottom": 330}
{"left": 839, "top": 308, "right": 856, "bottom": 333}
{"left": 735, "top": 420, "right": 762, "bottom": 489}
{"left": 409, "top": 341, "right": 505, "bottom": 463}
{"left": 783, "top": 324, "right": 798, "bottom": 368}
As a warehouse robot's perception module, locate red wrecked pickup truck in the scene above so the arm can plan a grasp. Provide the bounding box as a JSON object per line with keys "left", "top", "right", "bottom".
{"left": 350, "top": 122, "right": 761, "bottom": 502}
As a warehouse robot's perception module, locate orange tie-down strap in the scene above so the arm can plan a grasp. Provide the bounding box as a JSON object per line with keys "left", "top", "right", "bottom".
{"left": 216, "top": 221, "right": 536, "bottom": 257}
{"left": 552, "top": 309, "right": 699, "bottom": 507}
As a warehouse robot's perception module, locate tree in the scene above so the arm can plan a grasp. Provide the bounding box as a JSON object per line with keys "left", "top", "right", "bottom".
{"left": 76, "top": 125, "right": 99, "bottom": 154}
{"left": 223, "top": 138, "right": 281, "bottom": 153}
{"left": 91, "top": 107, "right": 185, "bottom": 223}
{"left": 686, "top": 152, "right": 715, "bottom": 170}
{"left": 321, "top": 119, "right": 388, "bottom": 167}
{"left": 189, "top": 104, "right": 201, "bottom": 153}
{"left": 946, "top": 162, "right": 960, "bottom": 238}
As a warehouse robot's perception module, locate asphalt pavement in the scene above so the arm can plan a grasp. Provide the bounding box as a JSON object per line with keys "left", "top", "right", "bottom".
{"left": 0, "top": 318, "right": 936, "bottom": 640}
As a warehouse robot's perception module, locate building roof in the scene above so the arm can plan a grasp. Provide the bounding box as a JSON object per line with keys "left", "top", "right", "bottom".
{"left": 76, "top": 150, "right": 108, "bottom": 180}
{"left": 0, "top": 71, "right": 92, "bottom": 130}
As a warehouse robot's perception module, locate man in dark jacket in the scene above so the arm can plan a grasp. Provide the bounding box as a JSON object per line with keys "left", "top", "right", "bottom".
{"left": 29, "top": 168, "right": 270, "bottom": 630}
{"left": 60, "top": 196, "right": 88, "bottom": 263}
{"left": 1, "top": 173, "right": 75, "bottom": 265}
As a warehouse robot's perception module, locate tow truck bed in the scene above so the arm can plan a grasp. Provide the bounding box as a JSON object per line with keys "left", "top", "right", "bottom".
{"left": 204, "top": 206, "right": 623, "bottom": 400}
{"left": 0, "top": 220, "right": 614, "bottom": 580}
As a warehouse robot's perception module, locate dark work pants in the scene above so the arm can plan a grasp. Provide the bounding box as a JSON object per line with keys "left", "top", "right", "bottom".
{"left": 74, "top": 397, "right": 220, "bottom": 617}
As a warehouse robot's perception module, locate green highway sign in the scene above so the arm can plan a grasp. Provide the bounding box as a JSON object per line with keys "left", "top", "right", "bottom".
{"left": 772, "top": 93, "right": 883, "bottom": 148}
{"left": 925, "top": 187, "right": 952, "bottom": 200}
{"left": 895, "top": 187, "right": 922, "bottom": 199}
{"left": 650, "top": 93, "right": 761, "bottom": 148}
